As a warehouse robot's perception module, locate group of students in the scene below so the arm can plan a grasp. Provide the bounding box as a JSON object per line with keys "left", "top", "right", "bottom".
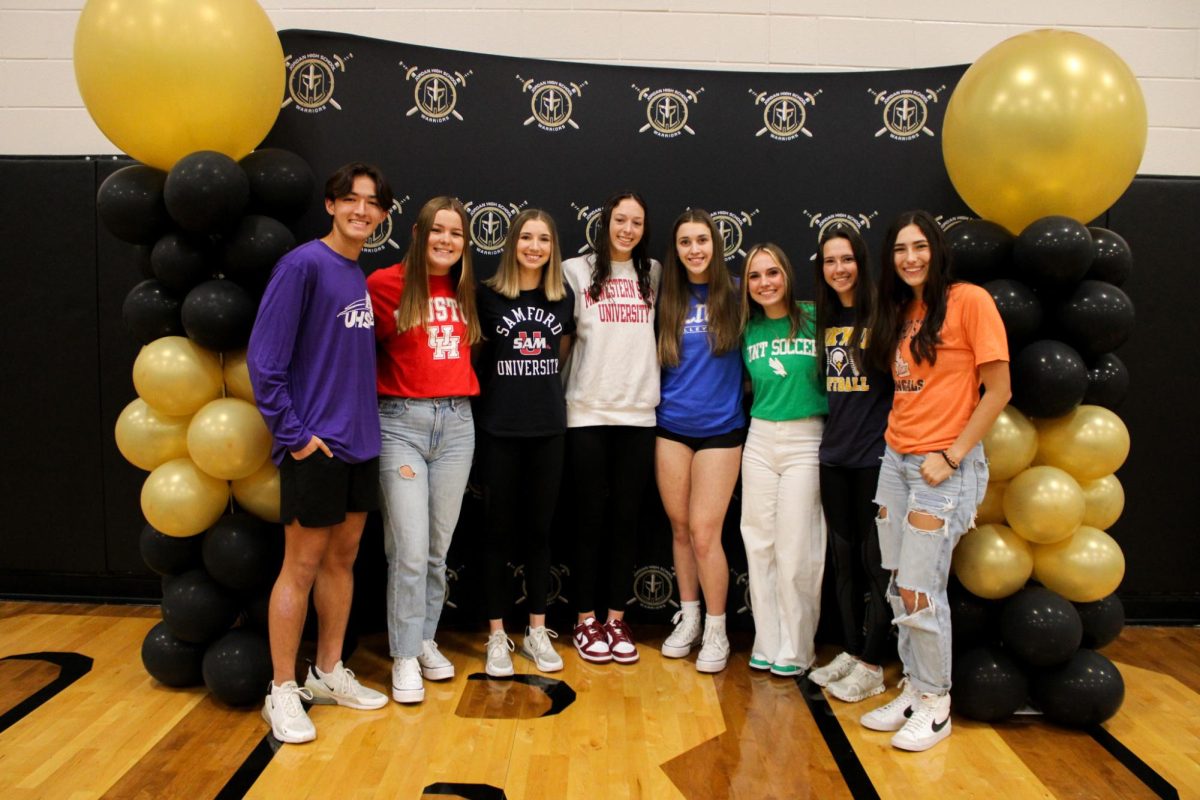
{"left": 247, "top": 162, "right": 1010, "bottom": 755}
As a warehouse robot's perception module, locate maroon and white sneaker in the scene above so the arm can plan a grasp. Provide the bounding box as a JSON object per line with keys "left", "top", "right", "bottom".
{"left": 604, "top": 618, "right": 640, "bottom": 664}
{"left": 573, "top": 617, "right": 612, "bottom": 663}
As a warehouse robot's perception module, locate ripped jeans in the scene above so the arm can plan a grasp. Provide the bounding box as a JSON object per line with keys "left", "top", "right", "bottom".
{"left": 873, "top": 443, "right": 987, "bottom": 694}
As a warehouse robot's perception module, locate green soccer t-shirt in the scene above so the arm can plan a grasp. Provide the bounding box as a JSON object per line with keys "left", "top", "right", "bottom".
{"left": 742, "top": 306, "right": 829, "bottom": 422}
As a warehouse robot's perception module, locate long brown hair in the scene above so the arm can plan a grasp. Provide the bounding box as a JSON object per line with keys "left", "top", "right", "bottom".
{"left": 586, "top": 191, "right": 653, "bottom": 307}
{"left": 485, "top": 209, "right": 566, "bottom": 301}
{"left": 658, "top": 209, "right": 740, "bottom": 366}
{"left": 814, "top": 224, "right": 875, "bottom": 376}
{"left": 395, "top": 196, "right": 481, "bottom": 345}
{"left": 739, "top": 242, "right": 811, "bottom": 338}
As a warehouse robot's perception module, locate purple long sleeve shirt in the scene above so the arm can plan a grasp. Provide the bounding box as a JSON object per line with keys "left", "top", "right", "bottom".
{"left": 247, "top": 239, "right": 381, "bottom": 465}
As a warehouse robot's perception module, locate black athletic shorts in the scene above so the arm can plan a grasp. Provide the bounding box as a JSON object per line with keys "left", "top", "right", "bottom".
{"left": 279, "top": 452, "right": 380, "bottom": 528}
{"left": 655, "top": 426, "right": 747, "bottom": 452}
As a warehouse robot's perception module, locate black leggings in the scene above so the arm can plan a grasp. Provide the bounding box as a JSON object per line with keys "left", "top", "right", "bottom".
{"left": 819, "top": 463, "right": 892, "bottom": 665}
{"left": 481, "top": 432, "right": 565, "bottom": 619}
{"left": 567, "top": 425, "right": 655, "bottom": 614}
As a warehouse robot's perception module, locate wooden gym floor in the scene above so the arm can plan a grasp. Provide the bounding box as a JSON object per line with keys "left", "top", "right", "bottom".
{"left": 0, "top": 601, "right": 1196, "bottom": 799}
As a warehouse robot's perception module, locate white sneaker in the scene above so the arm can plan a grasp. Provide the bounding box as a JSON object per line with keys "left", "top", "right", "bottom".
{"left": 485, "top": 631, "right": 515, "bottom": 678}
{"left": 891, "top": 692, "right": 952, "bottom": 752}
{"left": 262, "top": 681, "right": 316, "bottom": 743}
{"left": 391, "top": 657, "right": 425, "bottom": 704}
{"left": 418, "top": 639, "right": 455, "bottom": 680}
{"left": 808, "top": 652, "right": 857, "bottom": 688}
{"left": 827, "top": 662, "right": 886, "bottom": 703}
{"left": 695, "top": 625, "right": 729, "bottom": 674}
{"left": 522, "top": 626, "right": 563, "bottom": 672}
{"left": 860, "top": 677, "right": 920, "bottom": 731}
{"left": 305, "top": 661, "right": 388, "bottom": 710}
{"left": 661, "top": 610, "right": 702, "bottom": 658}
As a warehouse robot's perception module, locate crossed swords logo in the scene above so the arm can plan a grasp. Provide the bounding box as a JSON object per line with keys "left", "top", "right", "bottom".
{"left": 749, "top": 88, "right": 822, "bottom": 138}
{"left": 516, "top": 75, "right": 587, "bottom": 129}
{"left": 282, "top": 52, "right": 352, "bottom": 111}
{"left": 868, "top": 85, "right": 945, "bottom": 138}
{"left": 401, "top": 62, "right": 473, "bottom": 121}
{"left": 632, "top": 85, "right": 705, "bottom": 135}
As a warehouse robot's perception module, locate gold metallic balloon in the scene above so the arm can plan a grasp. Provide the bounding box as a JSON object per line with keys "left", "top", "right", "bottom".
{"left": 133, "top": 336, "right": 223, "bottom": 417}
{"left": 953, "top": 524, "right": 1033, "bottom": 600}
{"left": 943, "top": 29, "right": 1147, "bottom": 234}
{"left": 1003, "top": 466, "right": 1084, "bottom": 544}
{"left": 976, "top": 480, "right": 1008, "bottom": 525}
{"left": 1036, "top": 405, "right": 1130, "bottom": 482}
{"left": 1032, "top": 525, "right": 1125, "bottom": 603}
{"left": 983, "top": 405, "right": 1038, "bottom": 481}
{"left": 1080, "top": 474, "right": 1125, "bottom": 531}
{"left": 187, "top": 398, "right": 272, "bottom": 481}
{"left": 223, "top": 349, "right": 256, "bottom": 403}
{"left": 114, "top": 398, "right": 191, "bottom": 471}
{"left": 141, "top": 457, "right": 229, "bottom": 537}
{"left": 233, "top": 461, "right": 281, "bottom": 523}
{"left": 74, "top": 0, "right": 285, "bottom": 171}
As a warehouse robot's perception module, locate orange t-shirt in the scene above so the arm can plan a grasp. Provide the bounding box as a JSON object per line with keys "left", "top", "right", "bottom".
{"left": 885, "top": 282, "right": 1008, "bottom": 454}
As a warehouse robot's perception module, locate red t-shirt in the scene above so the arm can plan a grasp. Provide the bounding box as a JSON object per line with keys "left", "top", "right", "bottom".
{"left": 366, "top": 264, "right": 480, "bottom": 399}
{"left": 886, "top": 282, "right": 1008, "bottom": 454}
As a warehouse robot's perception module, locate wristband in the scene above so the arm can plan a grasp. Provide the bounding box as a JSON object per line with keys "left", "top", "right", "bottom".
{"left": 939, "top": 450, "right": 959, "bottom": 470}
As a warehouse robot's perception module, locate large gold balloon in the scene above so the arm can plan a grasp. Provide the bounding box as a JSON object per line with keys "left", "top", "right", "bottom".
{"left": 1080, "top": 474, "right": 1125, "bottom": 531}
{"left": 223, "top": 349, "right": 256, "bottom": 403}
{"left": 74, "top": 0, "right": 285, "bottom": 170}
{"left": 983, "top": 405, "right": 1038, "bottom": 481}
{"left": 141, "top": 457, "right": 229, "bottom": 537}
{"left": 1033, "top": 525, "right": 1125, "bottom": 603}
{"left": 943, "top": 29, "right": 1147, "bottom": 234}
{"left": 976, "top": 481, "right": 1008, "bottom": 525}
{"left": 1036, "top": 405, "right": 1130, "bottom": 482}
{"left": 953, "top": 524, "right": 1034, "bottom": 600}
{"left": 133, "top": 336, "right": 223, "bottom": 417}
{"left": 187, "top": 398, "right": 272, "bottom": 481}
{"left": 114, "top": 398, "right": 191, "bottom": 471}
{"left": 233, "top": 461, "right": 281, "bottom": 523}
{"left": 1003, "top": 466, "right": 1084, "bottom": 544}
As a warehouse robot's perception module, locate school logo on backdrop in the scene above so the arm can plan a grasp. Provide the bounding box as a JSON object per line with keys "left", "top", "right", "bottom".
{"left": 736, "top": 570, "right": 753, "bottom": 616}
{"left": 936, "top": 214, "right": 973, "bottom": 230}
{"left": 283, "top": 52, "right": 352, "bottom": 113}
{"left": 464, "top": 200, "right": 527, "bottom": 255}
{"left": 802, "top": 210, "right": 879, "bottom": 260}
{"left": 710, "top": 208, "right": 761, "bottom": 260}
{"left": 570, "top": 203, "right": 604, "bottom": 254}
{"left": 362, "top": 194, "right": 411, "bottom": 254}
{"left": 516, "top": 75, "right": 587, "bottom": 132}
{"left": 867, "top": 85, "right": 945, "bottom": 141}
{"left": 632, "top": 85, "right": 705, "bottom": 138}
{"left": 401, "top": 62, "right": 472, "bottom": 123}
{"left": 628, "top": 565, "right": 677, "bottom": 610}
{"left": 749, "top": 88, "right": 822, "bottom": 141}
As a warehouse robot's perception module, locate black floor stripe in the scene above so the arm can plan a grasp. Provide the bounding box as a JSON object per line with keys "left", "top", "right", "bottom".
{"left": 422, "top": 782, "right": 507, "bottom": 799}
{"left": 0, "top": 652, "right": 93, "bottom": 734}
{"left": 796, "top": 676, "right": 880, "bottom": 800}
{"left": 463, "top": 672, "right": 577, "bottom": 716}
{"left": 1088, "top": 724, "right": 1179, "bottom": 799}
{"left": 215, "top": 733, "right": 280, "bottom": 799}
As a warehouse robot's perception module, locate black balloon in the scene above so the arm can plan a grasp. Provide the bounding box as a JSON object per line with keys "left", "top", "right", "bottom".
{"left": 122, "top": 279, "right": 184, "bottom": 345}
{"left": 164, "top": 150, "right": 249, "bottom": 233}
{"left": 142, "top": 621, "right": 206, "bottom": 687}
{"left": 984, "top": 278, "right": 1042, "bottom": 350}
{"left": 202, "top": 513, "right": 283, "bottom": 591}
{"left": 161, "top": 568, "right": 240, "bottom": 643}
{"left": 952, "top": 645, "right": 1029, "bottom": 722}
{"left": 1086, "top": 227, "right": 1133, "bottom": 286}
{"left": 140, "top": 523, "right": 204, "bottom": 576}
{"left": 1010, "top": 340, "right": 1089, "bottom": 418}
{"left": 181, "top": 279, "right": 257, "bottom": 351}
{"left": 1000, "top": 586, "right": 1083, "bottom": 667}
{"left": 97, "top": 164, "right": 170, "bottom": 244}
{"left": 946, "top": 219, "right": 1014, "bottom": 285}
{"left": 1075, "top": 594, "right": 1125, "bottom": 650}
{"left": 1014, "top": 216, "right": 1094, "bottom": 289}
{"left": 152, "top": 232, "right": 215, "bottom": 295}
{"left": 1085, "top": 353, "right": 1130, "bottom": 411}
{"left": 220, "top": 215, "right": 296, "bottom": 289}
{"left": 1055, "top": 280, "right": 1135, "bottom": 360}
{"left": 949, "top": 579, "right": 997, "bottom": 652}
{"left": 1031, "top": 649, "right": 1124, "bottom": 727}
{"left": 240, "top": 148, "right": 316, "bottom": 222}
{"left": 203, "top": 629, "right": 273, "bottom": 707}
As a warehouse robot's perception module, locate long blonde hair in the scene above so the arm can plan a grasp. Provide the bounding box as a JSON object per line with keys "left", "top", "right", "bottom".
{"left": 395, "top": 196, "right": 481, "bottom": 345}
{"left": 485, "top": 209, "right": 566, "bottom": 301}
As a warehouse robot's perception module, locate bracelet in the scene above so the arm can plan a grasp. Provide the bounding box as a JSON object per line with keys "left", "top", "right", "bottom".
{"left": 939, "top": 450, "right": 959, "bottom": 470}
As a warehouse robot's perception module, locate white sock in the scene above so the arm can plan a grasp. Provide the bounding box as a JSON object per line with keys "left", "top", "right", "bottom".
{"left": 681, "top": 600, "right": 701, "bottom": 619}
{"left": 705, "top": 613, "right": 726, "bottom": 633}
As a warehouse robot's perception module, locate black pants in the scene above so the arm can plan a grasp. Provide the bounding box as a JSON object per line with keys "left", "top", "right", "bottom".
{"left": 481, "top": 432, "right": 565, "bottom": 619}
{"left": 819, "top": 463, "right": 892, "bottom": 665}
{"left": 567, "top": 425, "right": 655, "bottom": 614}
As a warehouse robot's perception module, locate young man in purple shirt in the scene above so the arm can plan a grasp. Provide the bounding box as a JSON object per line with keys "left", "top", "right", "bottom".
{"left": 248, "top": 162, "right": 393, "bottom": 744}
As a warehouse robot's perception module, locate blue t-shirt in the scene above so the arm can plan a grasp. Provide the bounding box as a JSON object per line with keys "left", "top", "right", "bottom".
{"left": 657, "top": 284, "right": 746, "bottom": 437}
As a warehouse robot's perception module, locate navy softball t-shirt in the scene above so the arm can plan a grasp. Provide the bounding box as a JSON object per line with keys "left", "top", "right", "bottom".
{"left": 819, "top": 305, "right": 893, "bottom": 468}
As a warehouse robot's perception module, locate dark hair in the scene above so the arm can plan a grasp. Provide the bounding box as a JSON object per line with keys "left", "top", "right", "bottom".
{"left": 739, "top": 242, "right": 812, "bottom": 339}
{"left": 658, "top": 209, "right": 740, "bottom": 366}
{"left": 395, "top": 196, "right": 480, "bottom": 345}
{"left": 870, "top": 209, "right": 953, "bottom": 372}
{"left": 814, "top": 224, "right": 875, "bottom": 377}
{"left": 324, "top": 162, "right": 394, "bottom": 210}
{"left": 586, "top": 191, "right": 653, "bottom": 307}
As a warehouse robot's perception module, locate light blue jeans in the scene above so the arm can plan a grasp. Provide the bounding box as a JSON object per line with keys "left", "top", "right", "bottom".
{"left": 379, "top": 397, "right": 475, "bottom": 658}
{"left": 873, "top": 443, "right": 987, "bottom": 695}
